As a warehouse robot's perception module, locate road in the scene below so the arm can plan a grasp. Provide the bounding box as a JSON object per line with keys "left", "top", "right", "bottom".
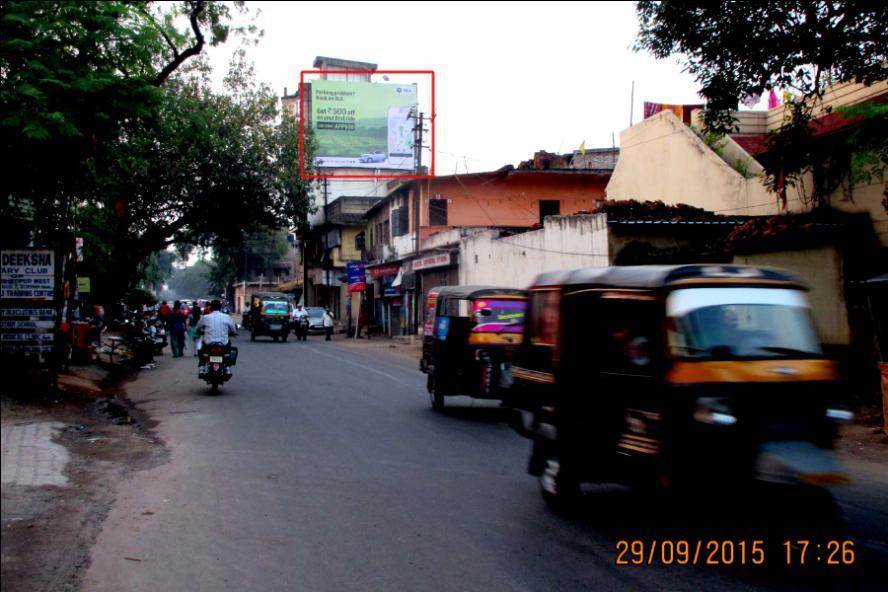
{"left": 82, "top": 334, "right": 887, "bottom": 592}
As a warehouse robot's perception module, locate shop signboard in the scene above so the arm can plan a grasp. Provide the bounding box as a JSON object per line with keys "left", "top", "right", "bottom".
{"left": 412, "top": 252, "right": 452, "bottom": 271}
{"left": 346, "top": 261, "right": 366, "bottom": 293}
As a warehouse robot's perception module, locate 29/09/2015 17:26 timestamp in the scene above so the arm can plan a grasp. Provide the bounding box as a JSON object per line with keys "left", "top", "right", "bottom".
{"left": 615, "top": 539, "right": 856, "bottom": 566}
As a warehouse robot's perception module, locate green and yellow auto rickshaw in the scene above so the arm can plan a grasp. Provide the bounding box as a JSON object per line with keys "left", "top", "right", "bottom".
{"left": 249, "top": 292, "right": 292, "bottom": 342}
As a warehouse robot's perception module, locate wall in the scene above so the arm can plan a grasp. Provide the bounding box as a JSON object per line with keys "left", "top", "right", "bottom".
{"left": 633, "top": 85, "right": 888, "bottom": 246}
{"left": 607, "top": 110, "right": 805, "bottom": 216}
{"left": 459, "top": 214, "right": 610, "bottom": 288}
{"left": 419, "top": 170, "right": 609, "bottom": 233}
{"left": 733, "top": 246, "right": 849, "bottom": 346}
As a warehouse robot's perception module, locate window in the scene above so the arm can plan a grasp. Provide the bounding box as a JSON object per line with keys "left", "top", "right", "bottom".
{"left": 382, "top": 219, "right": 390, "bottom": 242}
{"left": 429, "top": 199, "right": 448, "bottom": 226}
{"left": 539, "top": 200, "right": 560, "bottom": 225}
{"left": 529, "top": 290, "right": 560, "bottom": 345}
{"left": 598, "top": 299, "right": 660, "bottom": 375}
{"left": 392, "top": 207, "right": 409, "bottom": 236}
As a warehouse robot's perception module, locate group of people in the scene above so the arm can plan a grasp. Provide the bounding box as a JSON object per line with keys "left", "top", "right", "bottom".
{"left": 289, "top": 303, "right": 336, "bottom": 341}
{"left": 157, "top": 300, "right": 210, "bottom": 357}
{"left": 157, "top": 299, "right": 238, "bottom": 360}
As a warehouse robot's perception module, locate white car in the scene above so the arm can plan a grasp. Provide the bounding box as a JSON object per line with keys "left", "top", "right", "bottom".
{"left": 358, "top": 150, "right": 386, "bottom": 163}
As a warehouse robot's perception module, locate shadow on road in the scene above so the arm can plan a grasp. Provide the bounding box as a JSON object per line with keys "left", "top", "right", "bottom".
{"left": 435, "top": 404, "right": 515, "bottom": 425}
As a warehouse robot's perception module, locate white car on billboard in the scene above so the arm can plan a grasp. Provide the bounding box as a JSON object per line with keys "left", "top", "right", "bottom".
{"left": 358, "top": 150, "right": 386, "bottom": 163}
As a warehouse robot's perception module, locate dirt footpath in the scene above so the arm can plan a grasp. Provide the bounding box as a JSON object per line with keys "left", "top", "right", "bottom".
{"left": 1, "top": 370, "right": 168, "bottom": 592}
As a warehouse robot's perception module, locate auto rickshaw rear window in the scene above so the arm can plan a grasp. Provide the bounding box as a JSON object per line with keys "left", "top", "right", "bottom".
{"left": 472, "top": 299, "right": 526, "bottom": 334}
{"left": 262, "top": 301, "right": 288, "bottom": 314}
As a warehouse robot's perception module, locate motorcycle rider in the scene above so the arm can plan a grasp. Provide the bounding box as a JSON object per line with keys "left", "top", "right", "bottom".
{"left": 195, "top": 299, "right": 238, "bottom": 374}
{"left": 291, "top": 303, "right": 309, "bottom": 341}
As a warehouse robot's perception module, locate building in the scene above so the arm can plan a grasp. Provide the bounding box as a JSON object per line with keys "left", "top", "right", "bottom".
{"left": 459, "top": 202, "right": 870, "bottom": 351}
{"left": 231, "top": 231, "right": 300, "bottom": 314}
{"left": 604, "top": 79, "right": 887, "bottom": 394}
{"left": 606, "top": 79, "right": 888, "bottom": 244}
{"left": 295, "top": 56, "right": 418, "bottom": 324}
{"left": 361, "top": 153, "right": 616, "bottom": 336}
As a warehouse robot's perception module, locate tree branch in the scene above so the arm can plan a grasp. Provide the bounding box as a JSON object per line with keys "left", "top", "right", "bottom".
{"left": 153, "top": 0, "right": 206, "bottom": 86}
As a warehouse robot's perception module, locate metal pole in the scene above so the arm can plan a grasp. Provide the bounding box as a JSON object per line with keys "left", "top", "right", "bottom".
{"left": 629, "top": 81, "right": 635, "bottom": 127}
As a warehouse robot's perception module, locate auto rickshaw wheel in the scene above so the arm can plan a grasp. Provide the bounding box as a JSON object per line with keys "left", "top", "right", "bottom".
{"left": 428, "top": 374, "right": 444, "bottom": 410}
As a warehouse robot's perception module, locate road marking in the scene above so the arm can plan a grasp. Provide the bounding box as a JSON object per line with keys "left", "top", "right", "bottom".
{"left": 302, "top": 344, "right": 412, "bottom": 386}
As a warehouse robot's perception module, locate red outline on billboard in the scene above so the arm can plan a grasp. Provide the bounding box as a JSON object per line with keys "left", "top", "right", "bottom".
{"left": 299, "top": 70, "right": 435, "bottom": 180}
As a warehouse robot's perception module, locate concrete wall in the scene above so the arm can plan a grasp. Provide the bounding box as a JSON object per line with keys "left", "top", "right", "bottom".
{"left": 419, "top": 171, "right": 609, "bottom": 231}
{"left": 733, "top": 246, "right": 849, "bottom": 346}
{"left": 607, "top": 110, "right": 805, "bottom": 216}
{"left": 459, "top": 214, "right": 610, "bottom": 288}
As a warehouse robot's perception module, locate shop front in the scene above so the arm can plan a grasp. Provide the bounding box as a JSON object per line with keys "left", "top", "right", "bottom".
{"left": 412, "top": 251, "right": 459, "bottom": 336}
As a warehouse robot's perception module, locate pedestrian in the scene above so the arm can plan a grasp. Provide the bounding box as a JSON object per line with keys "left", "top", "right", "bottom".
{"left": 189, "top": 302, "right": 202, "bottom": 356}
{"left": 158, "top": 300, "right": 171, "bottom": 326}
{"left": 170, "top": 300, "right": 187, "bottom": 357}
{"left": 322, "top": 307, "right": 334, "bottom": 341}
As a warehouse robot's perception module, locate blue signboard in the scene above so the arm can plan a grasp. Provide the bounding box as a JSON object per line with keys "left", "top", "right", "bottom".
{"left": 346, "top": 261, "right": 366, "bottom": 293}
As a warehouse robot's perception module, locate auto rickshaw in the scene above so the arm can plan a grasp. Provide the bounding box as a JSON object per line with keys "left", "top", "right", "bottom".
{"left": 420, "top": 285, "right": 527, "bottom": 410}
{"left": 509, "top": 265, "right": 851, "bottom": 507}
{"left": 249, "top": 292, "right": 292, "bottom": 342}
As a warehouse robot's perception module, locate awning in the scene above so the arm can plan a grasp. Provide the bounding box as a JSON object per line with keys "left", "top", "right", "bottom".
{"left": 391, "top": 268, "right": 403, "bottom": 288}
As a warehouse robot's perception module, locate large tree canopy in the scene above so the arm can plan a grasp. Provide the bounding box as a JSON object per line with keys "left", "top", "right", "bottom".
{"left": 1, "top": 1, "right": 312, "bottom": 303}
{"left": 635, "top": 1, "right": 887, "bottom": 207}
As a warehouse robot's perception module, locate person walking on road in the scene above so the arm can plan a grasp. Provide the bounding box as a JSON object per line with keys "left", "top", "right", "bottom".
{"left": 322, "top": 308, "right": 334, "bottom": 341}
{"left": 188, "top": 302, "right": 202, "bottom": 356}
{"left": 170, "top": 300, "right": 187, "bottom": 358}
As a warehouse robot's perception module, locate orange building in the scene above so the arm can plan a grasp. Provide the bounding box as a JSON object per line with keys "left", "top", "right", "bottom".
{"left": 362, "top": 153, "right": 614, "bottom": 335}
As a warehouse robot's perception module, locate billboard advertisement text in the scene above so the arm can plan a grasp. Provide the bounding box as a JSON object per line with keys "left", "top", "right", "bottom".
{"left": 312, "top": 80, "right": 417, "bottom": 170}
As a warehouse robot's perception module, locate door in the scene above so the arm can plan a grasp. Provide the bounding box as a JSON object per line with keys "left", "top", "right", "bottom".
{"left": 561, "top": 291, "right": 663, "bottom": 469}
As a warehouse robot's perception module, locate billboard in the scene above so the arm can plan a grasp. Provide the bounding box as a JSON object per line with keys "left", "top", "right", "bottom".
{"left": 1, "top": 250, "right": 55, "bottom": 300}
{"left": 311, "top": 79, "right": 417, "bottom": 170}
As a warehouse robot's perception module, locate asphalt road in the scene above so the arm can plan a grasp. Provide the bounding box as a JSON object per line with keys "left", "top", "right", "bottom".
{"left": 82, "top": 334, "right": 887, "bottom": 592}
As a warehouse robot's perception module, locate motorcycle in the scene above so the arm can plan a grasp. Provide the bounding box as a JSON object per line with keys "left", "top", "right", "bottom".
{"left": 198, "top": 342, "right": 237, "bottom": 394}
{"left": 148, "top": 317, "right": 168, "bottom": 355}
{"left": 295, "top": 316, "right": 309, "bottom": 341}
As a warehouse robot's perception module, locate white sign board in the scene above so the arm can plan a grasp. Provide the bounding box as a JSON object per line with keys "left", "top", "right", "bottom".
{"left": 1, "top": 250, "right": 55, "bottom": 300}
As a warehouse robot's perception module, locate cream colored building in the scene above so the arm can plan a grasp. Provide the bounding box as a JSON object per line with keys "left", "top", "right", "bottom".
{"left": 606, "top": 80, "right": 887, "bottom": 246}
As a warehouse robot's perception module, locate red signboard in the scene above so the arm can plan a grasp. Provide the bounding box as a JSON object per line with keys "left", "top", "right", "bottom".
{"left": 367, "top": 263, "right": 400, "bottom": 280}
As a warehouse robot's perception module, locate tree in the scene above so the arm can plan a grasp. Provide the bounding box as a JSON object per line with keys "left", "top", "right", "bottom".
{"left": 3, "top": 2, "right": 314, "bottom": 304}
{"left": 635, "top": 1, "right": 888, "bottom": 207}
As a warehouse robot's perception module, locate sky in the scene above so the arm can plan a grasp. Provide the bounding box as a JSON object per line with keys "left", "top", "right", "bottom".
{"left": 204, "top": 1, "right": 706, "bottom": 174}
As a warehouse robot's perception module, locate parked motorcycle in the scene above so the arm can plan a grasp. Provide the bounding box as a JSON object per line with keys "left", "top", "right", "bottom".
{"left": 198, "top": 342, "right": 237, "bottom": 394}
{"left": 148, "top": 316, "right": 168, "bottom": 355}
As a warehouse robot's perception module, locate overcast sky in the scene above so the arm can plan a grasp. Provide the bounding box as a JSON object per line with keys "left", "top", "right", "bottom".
{"left": 205, "top": 1, "right": 705, "bottom": 174}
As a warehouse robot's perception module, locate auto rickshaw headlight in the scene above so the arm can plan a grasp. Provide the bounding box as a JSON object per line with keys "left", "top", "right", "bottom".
{"left": 825, "top": 408, "right": 853, "bottom": 424}
{"left": 693, "top": 398, "right": 737, "bottom": 426}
